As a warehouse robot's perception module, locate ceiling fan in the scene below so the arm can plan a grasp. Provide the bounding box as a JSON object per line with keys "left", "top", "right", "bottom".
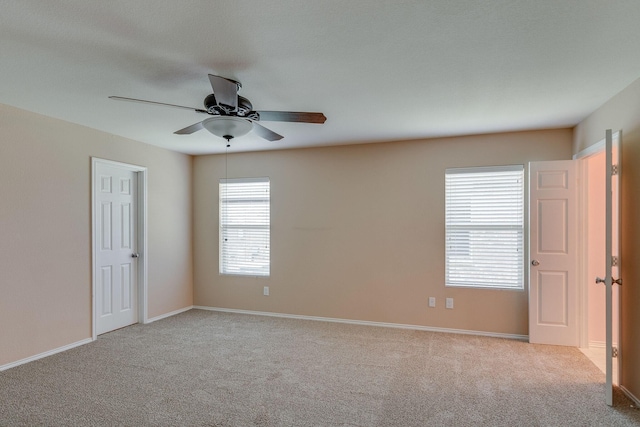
{"left": 110, "top": 74, "right": 326, "bottom": 143}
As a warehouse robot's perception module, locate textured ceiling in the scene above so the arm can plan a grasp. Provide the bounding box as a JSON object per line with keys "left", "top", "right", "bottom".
{"left": 2, "top": 1, "right": 640, "bottom": 155}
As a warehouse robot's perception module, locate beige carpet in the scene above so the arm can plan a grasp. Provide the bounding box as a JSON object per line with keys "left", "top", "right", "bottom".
{"left": 1, "top": 309, "right": 639, "bottom": 426}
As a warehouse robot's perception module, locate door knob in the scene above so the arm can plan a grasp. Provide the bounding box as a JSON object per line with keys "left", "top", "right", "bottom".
{"left": 131, "top": 253, "right": 140, "bottom": 258}
{"left": 595, "top": 277, "right": 605, "bottom": 284}
{"left": 531, "top": 260, "right": 540, "bottom": 266}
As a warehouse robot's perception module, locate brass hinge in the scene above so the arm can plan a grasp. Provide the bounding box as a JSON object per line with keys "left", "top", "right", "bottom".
{"left": 612, "top": 256, "right": 619, "bottom": 267}
{"left": 612, "top": 164, "right": 619, "bottom": 175}
{"left": 612, "top": 347, "right": 619, "bottom": 358}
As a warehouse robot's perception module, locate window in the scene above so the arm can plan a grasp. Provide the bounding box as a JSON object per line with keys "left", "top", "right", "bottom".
{"left": 445, "top": 165, "right": 524, "bottom": 289}
{"left": 219, "top": 177, "right": 270, "bottom": 276}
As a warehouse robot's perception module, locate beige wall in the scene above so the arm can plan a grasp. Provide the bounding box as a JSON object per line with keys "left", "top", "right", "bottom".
{"left": 574, "top": 76, "right": 640, "bottom": 402}
{"left": 0, "top": 104, "right": 193, "bottom": 367}
{"left": 193, "top": 129, "right": 572, "bottom": 336}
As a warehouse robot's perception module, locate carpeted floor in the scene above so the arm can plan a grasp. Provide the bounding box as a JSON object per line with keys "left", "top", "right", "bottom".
{"left": 1, "top": 309, "right": 639, "bottom": 426}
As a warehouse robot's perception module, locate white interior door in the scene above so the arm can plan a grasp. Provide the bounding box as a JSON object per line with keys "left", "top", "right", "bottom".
{"left": 95, "top": 163, "right": 139, "bottom": 335}
{"left": 529, "top": 160, "right": 578, "bottom": 346}
{"left": 602, "top": 129, "right": 621, "bottom": 406}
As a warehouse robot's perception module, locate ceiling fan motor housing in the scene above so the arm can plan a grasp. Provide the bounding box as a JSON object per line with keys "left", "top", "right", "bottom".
{"left": 204, "top": 94, "right": 254, "bottom": 116}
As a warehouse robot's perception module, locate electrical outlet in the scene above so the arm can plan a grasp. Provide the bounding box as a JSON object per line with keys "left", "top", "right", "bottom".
{"left": 263, "top": 286, "right": 269, "bottom": 296}
{"left": 446, "top": 298, "right": 454, "bottom": 309}
{"left": 428, "top": 297, "right": 436, "bottom": 307}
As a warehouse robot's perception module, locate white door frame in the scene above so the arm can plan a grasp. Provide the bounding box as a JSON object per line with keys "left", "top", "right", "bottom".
{"left": 91, "top": 157, "right": 148, "bottom": 340}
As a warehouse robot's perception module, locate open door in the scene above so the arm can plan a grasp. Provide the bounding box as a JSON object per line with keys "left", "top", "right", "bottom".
{"left": 598, "top": 129, "right": 622, "bottom": 406}
{"left": 529, "top": 160, "right": 579, "bottom": 346}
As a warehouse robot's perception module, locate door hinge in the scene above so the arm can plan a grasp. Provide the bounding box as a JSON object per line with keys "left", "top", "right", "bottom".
{"left": 612, "top": 347, "right": 619, "bottom": 358}
{"left": 612, "top": 256, "right": 619, "bottom": 267}
{"left": 612, "top": 164, "right": 619, "bottom": 175}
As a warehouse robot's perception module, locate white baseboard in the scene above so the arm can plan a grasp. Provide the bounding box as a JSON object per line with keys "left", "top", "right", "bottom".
{"left": 0, "top": 306, "right": 527, "bottom": 373}
{"left": 1, "top": 305, "right": 192, "bottom": 372}
{"left": 193, "top": 306, "right": 529, "bottom": 341}
{"left": 588, "top": 341, "right": 619, "bottom": 349}
{"left": 0, "top": 338, "right": 93, "bottom": 372}
{"left": 146, "top": 305, "right": 193, "bottom": 323}
{"left": 620, "top": 385, "right": 640, "bottom": 407}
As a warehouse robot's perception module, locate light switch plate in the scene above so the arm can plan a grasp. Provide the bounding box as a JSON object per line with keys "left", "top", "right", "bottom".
{"left": 428, "top": 297, "right": 436, "bottom": 307}
{"left": 446, "top": 298, "right": 454, "bottom": 309}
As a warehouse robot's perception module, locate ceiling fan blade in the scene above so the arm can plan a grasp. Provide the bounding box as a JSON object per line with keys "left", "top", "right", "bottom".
{"left": 208, "top": 74, "right": 238, "bottom": 111}
{"left": 174, "top": 121, "right": 205, "bottom": 135}
{"left": 256, "top": 111, "right": 326, "bottom": 124}
{"left": 252, "top": 122, "right": 284, "bottom": 141}
{"left": 109, "top": 96, "right": 207, "bottom": 113}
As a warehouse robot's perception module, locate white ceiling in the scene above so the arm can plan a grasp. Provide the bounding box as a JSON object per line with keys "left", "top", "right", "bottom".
{"left": 2, "top": 1, "right": 640, "bottom": 155}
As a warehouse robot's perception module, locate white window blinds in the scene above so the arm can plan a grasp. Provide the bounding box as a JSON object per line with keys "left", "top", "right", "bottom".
{"left": 445, "top": 165, "right": 524, "bottom": 289}
{"left": 220, "top": 177, "right": 270, "bottom": 276}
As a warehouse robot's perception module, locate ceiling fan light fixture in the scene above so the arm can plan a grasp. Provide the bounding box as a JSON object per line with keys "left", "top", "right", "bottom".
{"left": 202, "top": 116, "right": 253, "bottom": 140}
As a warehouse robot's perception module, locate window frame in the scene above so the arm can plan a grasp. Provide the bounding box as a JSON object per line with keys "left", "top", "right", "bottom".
{"left": 445, "top": 165, "right": 525, "bottom": 290}
{"left": 219, "top": 177, "right": 270, "bottom": 277}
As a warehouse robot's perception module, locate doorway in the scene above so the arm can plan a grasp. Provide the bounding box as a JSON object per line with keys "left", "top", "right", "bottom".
{"left": 576, "top": 138, "right": 620, "bottom": 385}
{"left": 92, "top": 158, "right": 148, "bottom": 338}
